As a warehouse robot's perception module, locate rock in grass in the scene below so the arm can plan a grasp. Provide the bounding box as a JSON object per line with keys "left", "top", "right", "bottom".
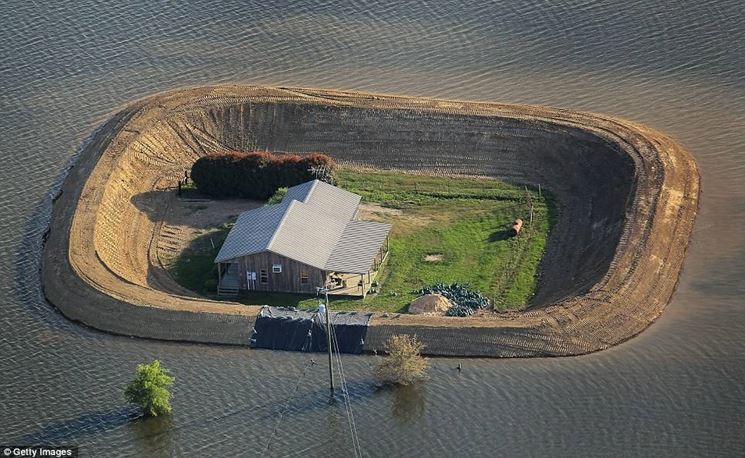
{"left": 409, "top": 294, "right": 452, "bottom": 315}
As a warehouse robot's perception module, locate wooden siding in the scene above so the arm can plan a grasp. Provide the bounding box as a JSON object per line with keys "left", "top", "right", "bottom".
{"left": 229, "top": 251, "right": 325, "bottom": 293}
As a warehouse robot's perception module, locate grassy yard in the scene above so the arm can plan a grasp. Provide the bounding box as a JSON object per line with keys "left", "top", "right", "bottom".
{"left": 166, "top": 168, "right": 554, "bottom": 313}
{"left": 164, "top": 224, "right": 231, "bottom": 297}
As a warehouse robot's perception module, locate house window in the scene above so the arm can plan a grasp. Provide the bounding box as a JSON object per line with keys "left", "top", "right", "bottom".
{"left": 260, "top": 269, "right": 268, "bottom": 283}
{"left": 272, "top": 264, "right": 282, "bottom": 273}
{"left": 300, "top": 271, "right": 309, "bottom": 284}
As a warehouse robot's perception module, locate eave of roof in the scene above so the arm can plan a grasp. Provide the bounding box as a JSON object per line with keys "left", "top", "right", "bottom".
{"left": 324, "top": 220, "right": 392, "bottom": 274}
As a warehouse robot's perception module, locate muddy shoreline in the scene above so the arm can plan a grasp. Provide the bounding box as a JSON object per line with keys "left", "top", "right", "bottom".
{"left": 41, "top": 85, "right": 699, "bottom": 356}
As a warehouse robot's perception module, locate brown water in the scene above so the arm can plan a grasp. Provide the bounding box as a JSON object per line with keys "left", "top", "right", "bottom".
{"left": 1, "top": 1, "right": 744, "bottom": 456}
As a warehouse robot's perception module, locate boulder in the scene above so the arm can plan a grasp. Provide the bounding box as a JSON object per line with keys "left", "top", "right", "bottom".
{"left": 409, "top": 294, "right": 452, "bottom": 315}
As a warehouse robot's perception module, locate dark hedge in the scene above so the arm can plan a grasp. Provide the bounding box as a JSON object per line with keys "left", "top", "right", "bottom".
{"left": 190, "top": 151, "right": 336, "bottom": 200}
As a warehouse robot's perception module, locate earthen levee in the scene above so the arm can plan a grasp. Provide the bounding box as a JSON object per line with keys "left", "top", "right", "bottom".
{"left": 41, "top": 85, "right": 699, "bottom": 356}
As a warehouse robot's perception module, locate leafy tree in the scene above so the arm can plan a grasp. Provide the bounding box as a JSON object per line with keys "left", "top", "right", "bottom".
{"left": 374, "top": 335, "right": 429, "bottom": 385}
{"left": 124, "top": 360, "right": 175, "bottom": 417}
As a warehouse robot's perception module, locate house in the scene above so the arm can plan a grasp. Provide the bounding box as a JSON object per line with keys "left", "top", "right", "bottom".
{"left": 214, "top": 179, "right": 391, "bottom": 297}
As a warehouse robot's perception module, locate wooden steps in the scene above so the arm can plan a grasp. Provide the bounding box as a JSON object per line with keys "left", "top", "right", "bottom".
{"left": 217, "top": 286, "right": 239, "bottom": 297}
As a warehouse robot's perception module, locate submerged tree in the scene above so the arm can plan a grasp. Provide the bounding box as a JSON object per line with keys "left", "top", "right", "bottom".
{"left": 374, "top": 335, "right": 429, "bottom": 385}
{"left": 124, "top": 360, "right": 175, "bottom": 417}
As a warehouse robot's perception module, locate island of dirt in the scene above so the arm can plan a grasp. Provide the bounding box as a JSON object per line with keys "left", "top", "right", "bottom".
{"left": 42, "top": 85, "right": 699, "bottom": 356}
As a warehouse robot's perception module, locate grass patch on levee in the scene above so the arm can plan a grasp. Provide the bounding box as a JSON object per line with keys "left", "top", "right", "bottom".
{"left": 166, "top": 167, "right": 554, "bottom": 313}
{"left": 329, "top": 169, "right": 553, "bottom": 312}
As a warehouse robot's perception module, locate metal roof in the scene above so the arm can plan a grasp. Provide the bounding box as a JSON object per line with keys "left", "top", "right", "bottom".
{"left": 282, "top": 179, "right": 360, "bottom": 221}
{"left": 214, "top": 200, "right": 292, "bottom": 263}
{"left": 324, "top": 220, "right": 392, "bottom": 273}
{"left": 265, "top": 199, "right": 349, "bottom": 269}
{"left": 214, "top": 180, "right": 391, "bottom": 274}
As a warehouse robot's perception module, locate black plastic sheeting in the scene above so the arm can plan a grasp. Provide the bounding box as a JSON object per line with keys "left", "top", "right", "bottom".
{"left": 250, "top": 306, "right": 372, "bottom": 354}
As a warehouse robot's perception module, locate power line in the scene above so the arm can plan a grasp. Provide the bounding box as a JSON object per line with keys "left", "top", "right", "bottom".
{"left": 332, "top": 328, "right": 361, "bottom": 458}
{"left": 264, "top": 359, "right": 317, "bottom": 455}
{"left": 330, "top": 319, "right": 362, "bottom": 458}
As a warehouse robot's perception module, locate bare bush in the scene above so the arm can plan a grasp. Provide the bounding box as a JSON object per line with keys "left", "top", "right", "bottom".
{"left": 374, "top": 335, "right": 429, "bottom": 385}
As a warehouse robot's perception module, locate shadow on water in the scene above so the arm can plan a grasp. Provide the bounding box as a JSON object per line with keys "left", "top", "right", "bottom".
{"left": 12, "top": 354, "right": 427, "bottom": 450}
{"left": 16, "top": 406, "right": 142, "bottom": 445}
{"left": 18, "top": 405, "right": 175, "bottom": 456}
{"left": 256, "top": 378, "right": 379, "bottom": 421}
{"left": 95, "top": 377, "right": 388, "bottom": 453}
{"left": 127, "top": 414, "right": 174, "bottom": 457}
{"left": 386, "top": 384, "right": 426, "bottom": 424}
{"left": 257, "top": 376, "right": 427, "bottom": 426}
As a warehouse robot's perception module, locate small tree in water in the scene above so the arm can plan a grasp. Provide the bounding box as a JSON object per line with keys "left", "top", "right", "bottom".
{"left": 374, "top": 335, "right": 429, "bottom": 385}
{"left": 124, "top": 360, "right": 175, "bottom": 417}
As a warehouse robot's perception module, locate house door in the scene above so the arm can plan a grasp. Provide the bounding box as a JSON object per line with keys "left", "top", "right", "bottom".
{"left": 220, "top": 262, "right": 240, "bottom": 289}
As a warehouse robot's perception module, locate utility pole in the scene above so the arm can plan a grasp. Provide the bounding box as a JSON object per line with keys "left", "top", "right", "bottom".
{"left": 318, "top": 287, "right": 335, "bottom": 392}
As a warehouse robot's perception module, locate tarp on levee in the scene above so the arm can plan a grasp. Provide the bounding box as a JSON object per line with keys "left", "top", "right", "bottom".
{"left": 250, "top": 306, "right": 372, "bottom": 354}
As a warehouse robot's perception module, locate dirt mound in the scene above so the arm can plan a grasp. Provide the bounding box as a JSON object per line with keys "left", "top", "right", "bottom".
{"left": 41, "top": 85, "right": 699, "bottom": 356}
{"left": 409, "top": 294, "right": 451, "bottom": 315}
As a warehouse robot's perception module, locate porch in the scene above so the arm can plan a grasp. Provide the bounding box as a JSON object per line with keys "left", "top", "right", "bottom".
{"left": 325, "top": 272, "right": 376, "bottom": 297}
{"left": 217, "top": 262, "right": 240, "bottom": 297}
{"left": 324, "top": 247, "right": 388, "bottom": 298}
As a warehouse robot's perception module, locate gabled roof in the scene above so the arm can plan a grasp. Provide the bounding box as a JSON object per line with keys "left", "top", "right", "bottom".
{"left": 325, "top": 220, "right": 392, "bottom": 273}
{"left": 214, "top": 180, "right": 391, "bottom": 273}
{"left": 214, "top": 199, "right": 292, "bottom": 263}
{"left": 264, "top": 199, "right": 350, "bottom": 269}
{"left": 282, "top": 179, "right": 361, "bottom": 221}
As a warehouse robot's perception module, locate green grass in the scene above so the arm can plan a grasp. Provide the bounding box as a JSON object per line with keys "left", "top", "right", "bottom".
{"left": 166, "top": 168, "right": 554, "bottom": 313}
{"left": 163, "top": 224, "right": 230, "bottom": 297}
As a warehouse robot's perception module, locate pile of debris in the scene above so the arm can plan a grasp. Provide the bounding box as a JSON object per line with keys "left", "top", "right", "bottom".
{"left": 408, "top": 294, "right": 452, "bottom": 315}
{"left": 413, "top": 283, "right": 491, "bottom": 317}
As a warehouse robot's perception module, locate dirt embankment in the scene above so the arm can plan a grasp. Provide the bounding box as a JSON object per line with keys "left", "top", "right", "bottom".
{"left": 41, "top": 85, "right": 699, "bottom": 356}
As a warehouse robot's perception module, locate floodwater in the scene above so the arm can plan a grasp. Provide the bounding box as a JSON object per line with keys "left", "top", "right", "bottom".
{"left": 1, "top": 1, "right": 744, "bottom": 456}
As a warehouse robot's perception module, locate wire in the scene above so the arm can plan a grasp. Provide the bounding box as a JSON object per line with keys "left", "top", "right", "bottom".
{"left": 330, "top": 318, "right": 362, "bottom": 458}
{"left": 331, "top": 325, "right": 359, "bottom": 457}
{"left": 264, "top": 358, "right": 317, "bottom": 455}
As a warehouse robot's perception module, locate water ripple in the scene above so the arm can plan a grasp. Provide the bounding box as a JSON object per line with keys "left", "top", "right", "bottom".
{"left": 1, "top": 0, "right": 745, "bottom": 456}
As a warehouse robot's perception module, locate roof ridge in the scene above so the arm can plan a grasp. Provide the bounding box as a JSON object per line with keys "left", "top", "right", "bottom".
{"left": 304, "top": 179, "right": 320, "bottom": 202}
{"left": 215, "top": 180, "right": 368, "bottom": 265}
{"left": 266, "top": 200, "right": 296, "bottom": 251}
